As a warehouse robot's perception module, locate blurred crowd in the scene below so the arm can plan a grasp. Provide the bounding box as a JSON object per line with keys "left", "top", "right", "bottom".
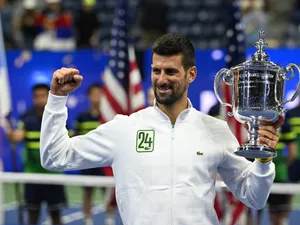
{"left": 1, "top": 0, "right": 100, "bottom": 51}
{"left": 1, "top": 0, "right": 300, "bottom": 52}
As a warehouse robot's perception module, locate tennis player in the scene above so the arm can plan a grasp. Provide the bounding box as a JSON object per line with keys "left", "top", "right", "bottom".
{"left": 40, "top": 34, "right": 281, "bottom": 225}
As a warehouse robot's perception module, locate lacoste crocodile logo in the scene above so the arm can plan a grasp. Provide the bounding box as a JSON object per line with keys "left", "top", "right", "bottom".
{"left": 196, "top": 151, "right": 204, "bottom": 156}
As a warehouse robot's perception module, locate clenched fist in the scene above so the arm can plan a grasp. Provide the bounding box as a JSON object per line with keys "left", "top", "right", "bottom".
{"left": 50, "top": 67, "right": 83, "bottom": 96}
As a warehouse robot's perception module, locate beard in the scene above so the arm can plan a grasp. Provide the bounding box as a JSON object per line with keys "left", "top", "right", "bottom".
{"left": 153, "top": 82, "right": 187, "bottom": 106}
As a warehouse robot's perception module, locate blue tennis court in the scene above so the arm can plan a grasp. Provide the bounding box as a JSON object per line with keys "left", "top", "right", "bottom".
{"left": 4, "top": 203, "right": 300, "bottom": 225}
{"left": 5, "top": 203, "right": 123, "bottom": 225}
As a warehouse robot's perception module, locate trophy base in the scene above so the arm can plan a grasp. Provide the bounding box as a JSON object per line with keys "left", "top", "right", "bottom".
{"left": 235, "top": 144, "right": 277, "bottom": 159}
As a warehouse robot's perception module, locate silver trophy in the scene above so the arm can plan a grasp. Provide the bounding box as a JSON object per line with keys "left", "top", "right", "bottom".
{"left": 214, "top": 31, "right": 300, "bottom": 159}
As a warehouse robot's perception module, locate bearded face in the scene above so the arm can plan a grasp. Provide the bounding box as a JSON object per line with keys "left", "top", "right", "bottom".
{"left": 151, "top": 54, "right": 189, "bottom": 106}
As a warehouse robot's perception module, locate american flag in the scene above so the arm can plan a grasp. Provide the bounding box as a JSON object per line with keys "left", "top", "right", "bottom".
{"left": 222, "top": 0, "right": 247, "bottom": 144}
{"left": 100, "top": 0, "right": 145, "bottom": 122}
{"left": 0, "top": 14, "right": 11, "bottom": 223}
{"left": 218, "top": 1, "right": 248, "bottom": 225}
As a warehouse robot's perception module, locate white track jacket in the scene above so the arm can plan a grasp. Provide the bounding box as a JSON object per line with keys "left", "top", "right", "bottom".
{"left": 40, "top": 93, "right": 275, "bottom": 225}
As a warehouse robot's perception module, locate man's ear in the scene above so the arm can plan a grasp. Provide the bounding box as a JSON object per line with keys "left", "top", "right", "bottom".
{"left": 187, "top": 66, "right": 197, "bottom": 83}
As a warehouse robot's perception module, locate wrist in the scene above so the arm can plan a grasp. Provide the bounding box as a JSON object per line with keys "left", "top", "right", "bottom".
{"left": 256, "top": 158, "right": 272, "bottom": 163}
{"left": 46, "top": 92, "right": 68, "bottom": 112}
{"left": 50, "top": 89, "right": 68, "bottom": 96}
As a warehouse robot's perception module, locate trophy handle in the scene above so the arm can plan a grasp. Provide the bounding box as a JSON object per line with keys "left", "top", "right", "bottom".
{"left": 281, "top": 63, "right": 300, "bottom": 106}
{"left": 214, "top": 68, "right": 233, "bottom": 115}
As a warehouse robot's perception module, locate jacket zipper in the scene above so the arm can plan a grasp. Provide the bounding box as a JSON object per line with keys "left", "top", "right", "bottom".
{"left": 171, "top": 125, "right": 175, "bottom": 224}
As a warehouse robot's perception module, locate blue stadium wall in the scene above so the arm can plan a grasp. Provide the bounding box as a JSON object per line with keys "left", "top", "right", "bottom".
{"left": 2, "top": 48, "right": 300, "bottom": 172}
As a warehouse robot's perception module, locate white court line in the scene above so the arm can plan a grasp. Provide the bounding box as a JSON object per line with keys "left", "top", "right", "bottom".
{"left": 4, "top": 202, "right": 19, "bottom": 211}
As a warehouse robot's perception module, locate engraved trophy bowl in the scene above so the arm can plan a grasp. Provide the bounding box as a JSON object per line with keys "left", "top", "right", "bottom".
{"left": 214, "top": 31, "right": 300, "bottom": 159}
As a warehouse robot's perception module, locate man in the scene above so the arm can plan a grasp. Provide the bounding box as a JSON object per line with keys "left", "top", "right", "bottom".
{"left": 34, "top": 0, "right": 75, "bottom": 51}
{"left": 74, "top": 83, "right": 116, "bottom": 225}
{"left": 266, "top": 120, "right": 297, "bottom": 225}
{"left": 74, "top": 0, "right": 99, "bottom": 48}
{"left": 7, "top": 84, "right": 66, "bottom": 225}
{"left": 40, "top": 34, "right": 280, "bottom": 225}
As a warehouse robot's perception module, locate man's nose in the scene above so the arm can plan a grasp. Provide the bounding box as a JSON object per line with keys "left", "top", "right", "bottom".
{"left": 157, "top": 72, "right": 168, "bottom": 85}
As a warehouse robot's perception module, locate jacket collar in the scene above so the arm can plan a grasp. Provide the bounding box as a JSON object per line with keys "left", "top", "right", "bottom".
{"left": 151, "top": 98, "right": 193, "bottom": 123}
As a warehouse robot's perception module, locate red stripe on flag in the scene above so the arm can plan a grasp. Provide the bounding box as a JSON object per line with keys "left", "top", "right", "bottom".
{"left": 222, "top": 82, "right": 244, "bottom": 144}
{"left": 103, "top": 86, "right": 127, "bottom": 115}
{"left": 235, "top": 119, "right": 242, "bottom": 143}
{"left": 214, "top": 195, "right": 223, "bottom": 220}
{"left": 100, "top": 117, "right": 106, "bottom": 125}
{"left": 221, "top": 82, "right": 246, "bottom": 224}
{"left": 133, "top": 83, "right": 142, "bottom": 94}
{"left": 130, "top": 61, "right": 138, "bottom": 71}
{"left": 231, "top": 201, "right": 245, "bottom": 225}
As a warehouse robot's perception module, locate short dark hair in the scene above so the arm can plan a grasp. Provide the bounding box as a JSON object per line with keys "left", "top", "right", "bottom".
{"left": 87, "top": 83, "right": 103, "bottom": 95}
{"left": 152, "top": 34, "right": 195, "bottom": 71}
{"left": 32, "top": 83, "right": 50, "bottom": 93}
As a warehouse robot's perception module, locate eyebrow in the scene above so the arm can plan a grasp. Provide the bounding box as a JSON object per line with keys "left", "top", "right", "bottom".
{"left": 151, "top": 66, "right": 179, "bottom": 72}
{"left": 165, "top": 68, "right": 179, "bottom": 73}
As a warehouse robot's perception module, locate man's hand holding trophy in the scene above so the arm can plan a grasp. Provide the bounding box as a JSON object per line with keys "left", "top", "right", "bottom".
{"left": 214, "top": 31, "right": 300, "bottom": 160}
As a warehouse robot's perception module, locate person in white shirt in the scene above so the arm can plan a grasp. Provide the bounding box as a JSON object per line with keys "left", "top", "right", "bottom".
{"left": 40, "top": 34, "right": 281, "bottom": 225}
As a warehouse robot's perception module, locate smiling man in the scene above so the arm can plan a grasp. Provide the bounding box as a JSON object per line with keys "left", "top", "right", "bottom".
{"left": 40, "top": 34, "right": 280, "bottom": 225}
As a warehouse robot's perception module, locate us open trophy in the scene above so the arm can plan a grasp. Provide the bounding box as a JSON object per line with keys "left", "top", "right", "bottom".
{"left": 214, "top": 31, "right": 300, "bottom": 159}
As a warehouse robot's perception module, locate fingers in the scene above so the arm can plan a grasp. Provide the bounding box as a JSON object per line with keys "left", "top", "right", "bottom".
{"left": 273, "top": 115, "right": 284, "bottom": 128}
{"left": 53, "top": 67, "right": 79, "bottom": 84}
{"left": 258, "top": 136, "right": 277, "bottom": 149}
{"left": 257, "top": 126, "right": 279, "bottom": 149}
{"left": 259, "top": 115, "right": 284, "bottom": 128}
{"left": 258, "top": 125, "right": 277, "bottom": 136}
{"left": 51, "top": 67, "right": 83, "bottom": 96}
{"left": 73, "top": 74, "right": 83, "bottom": 84}
{"left": 255, "top": 115, "right": 284, "bottom": 149}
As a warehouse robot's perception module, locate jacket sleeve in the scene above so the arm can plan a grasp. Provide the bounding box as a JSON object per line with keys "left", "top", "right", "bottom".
{"left": 217, "top": 123, "right": 275, "bottom": 210}
{"left": 40, "top": 93, "right": 125, "bottom": 171}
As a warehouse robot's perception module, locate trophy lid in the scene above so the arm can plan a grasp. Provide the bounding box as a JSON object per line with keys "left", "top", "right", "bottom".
{"left": 232, "top": 30, "right": 284, "bottom": 73}
{"left": 251, "top": 31, "right": 269, "bottom": 62}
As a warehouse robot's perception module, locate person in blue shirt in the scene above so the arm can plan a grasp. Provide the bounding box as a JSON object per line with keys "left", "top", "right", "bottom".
{"left": 7, "top": 84, "right": 67, "bottom": 225}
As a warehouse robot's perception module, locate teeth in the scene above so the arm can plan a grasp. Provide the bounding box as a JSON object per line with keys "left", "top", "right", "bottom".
{"left": 158, "top": 87, "right": 170, "bottom": 90}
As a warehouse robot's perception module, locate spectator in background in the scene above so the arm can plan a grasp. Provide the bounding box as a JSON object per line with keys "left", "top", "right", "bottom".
{"left": 266, "top": 122, "right": 297, "bottom": 225}
{"left": 286, "top": 104, "right": 300, "bottom": 183}
{"left": 241, "top": 0, "right": 267, "bottom": 47}
{"left": 285, "top": 0, "right": 300, "bottom": 47}
{"left": 18, "top": 0, "right": 39, "bottom": 49}
{"left": 75, "top": 0, "right": 99, "bottom": 49}
{"left": 140, "top": 0, "right": 168, "bottom": 49}
{"left": 207, "top": 102, "right": 221, "bottom": 119}
{"left": 6, "top": 84, "right": 67, "bottom": 225}
{"left": 0, "top": 0, "right": 15, "bottom": 49}
{"left": 74, "top": 83, "right": 116, "bottom": 225}
{"left": 34, "top": 0, "right": 75, "bottom": 51}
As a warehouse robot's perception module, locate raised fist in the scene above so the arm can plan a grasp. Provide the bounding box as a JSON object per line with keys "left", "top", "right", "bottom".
{"left": 50, "top": 67, "right": 83, "bottom": 96}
